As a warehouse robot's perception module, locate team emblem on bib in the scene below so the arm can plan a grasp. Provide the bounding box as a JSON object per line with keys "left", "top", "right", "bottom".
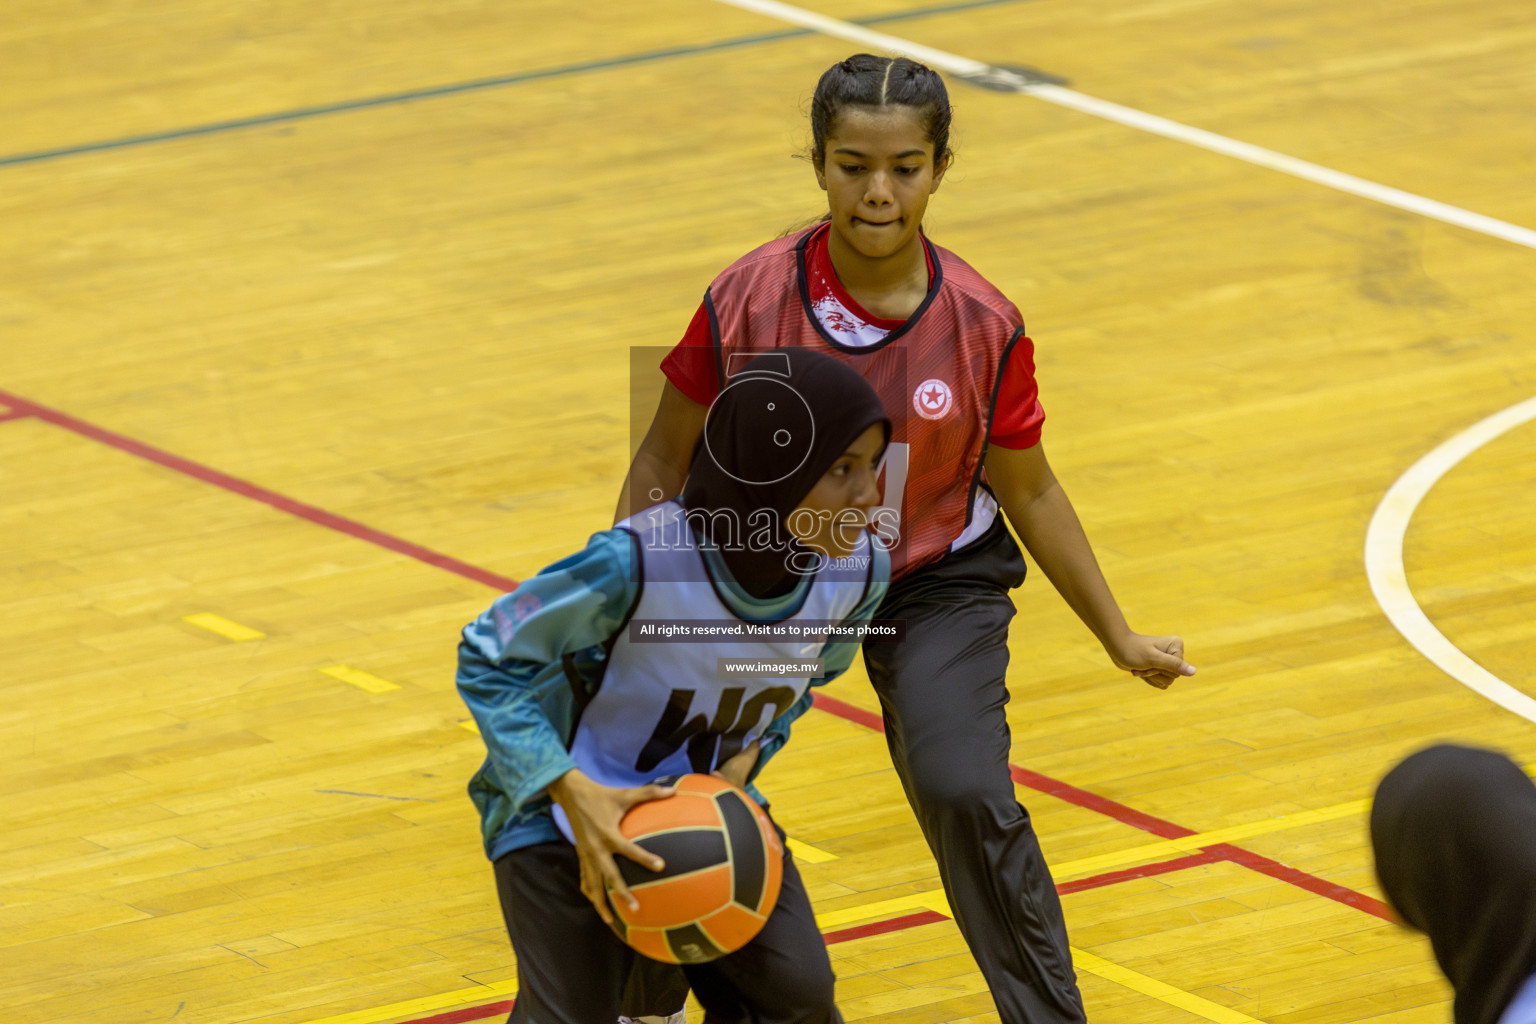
{"left": 913, "top": 379, "right": 953, "bottom": 420}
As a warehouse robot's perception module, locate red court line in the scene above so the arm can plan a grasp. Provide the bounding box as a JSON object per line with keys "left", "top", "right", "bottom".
{"left": 1010, "top": 763, "right": 1196, "bottom": 841}
{"left": 810, "top": 693, "right": 1195, "bottom": 842}
{"left": 0, "top": 389, "right": 518, "bottom": 593}
{"left": 7, "top": 389, "right": 1388, "bottom": 932}
{"left": 1055, "top": 849, "right": 1223, "bottom": 895}
{"left": 811, "top": 693, "right": 1191, "bottom": 847}
{"left": 397, "top": 1001, "right": 516, "bottom": 1024}
{"left": 810, "top": 692, "right": 885, "bottom": 733}
{"left": 823, "top": 909, "right": 950, "bottom": 943}
{"left": 0, "top": 407, "right": 34, "bottom": 422}
{"left": 381, "top": 912, "right": 956, "bottom": 1024}
{"left": 809, "top": 693, "right": 1381, "bottom": 918}
{"left": 385, "top": 853, "right": 1233, "bottom": 1024}
{"left": 1211, "top": 844, "right": 1393, "bottom": 921}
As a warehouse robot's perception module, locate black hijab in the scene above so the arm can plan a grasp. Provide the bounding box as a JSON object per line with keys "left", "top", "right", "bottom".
{"left": 680, "top": 348, "right": 889, "bottom": 598}
{"left": 1371, "top": 743, "right": 1536, "bottom": 1024}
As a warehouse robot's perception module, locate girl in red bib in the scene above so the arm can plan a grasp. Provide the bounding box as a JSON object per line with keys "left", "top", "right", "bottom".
{"left": 619, "top": 54, "right": 1195, "bottom": 1023}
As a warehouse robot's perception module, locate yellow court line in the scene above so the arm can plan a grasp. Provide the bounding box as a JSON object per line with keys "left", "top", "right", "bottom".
{"left": 1047, "top": 764, "right": 1536, "bottom": 880}
{"left": 297, "top": 979, "right": 518, "bottom": 1024}
{"left": 818, "top": 897, "right": 1263, "bottom": 1023}
{"left": 183, "top": 612, "right": 265, "bottom": 641}
{"left": 321, "top": 665, "right": 401, "bottom": 694}
{"left": 305, "top": 893, "right": 952, "bottom": 1022}
{"left": 815, "top": 890, "right": 953, "bottom": 930}
{"left": 294, "top": 902, "right": 1265, "bottom": 1024}
{"left": 1073, "top": 949, "right": 1266, "bottom": 1024}
{"left": 786, "top": 837, "right": 837, "bottom": 863}
{"left": 1049, "top": 799, "right": 1370, "bottom": 879}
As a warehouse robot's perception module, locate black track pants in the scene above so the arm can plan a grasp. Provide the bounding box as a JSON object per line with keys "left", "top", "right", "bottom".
{"left": 863, "top": 517, "right": 1087, "bottom": 1024}
{"left": 493, "top": 825, "right": 841, "bottom": 1024}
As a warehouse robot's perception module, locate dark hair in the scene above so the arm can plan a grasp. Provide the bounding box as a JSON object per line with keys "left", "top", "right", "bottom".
{"left": 810, "top": 54, "right": 953, "bottom": 169}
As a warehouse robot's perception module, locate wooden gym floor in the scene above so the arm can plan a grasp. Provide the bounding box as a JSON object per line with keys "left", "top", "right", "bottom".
{"left": 2, "top": 1, "right": 1534, "bottom": 1021}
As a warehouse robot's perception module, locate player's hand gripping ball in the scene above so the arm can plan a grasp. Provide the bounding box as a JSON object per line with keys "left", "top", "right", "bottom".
{"left": 603, "top": 773, "right": 784, "bottom": 964}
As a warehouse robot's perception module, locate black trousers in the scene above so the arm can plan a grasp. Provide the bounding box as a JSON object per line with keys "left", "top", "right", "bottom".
{"left": 493, "top": 824, "right": 841, "bottom": 1024}
{"left": 863, "top": 516, "right": 1087, "bottom": 1023}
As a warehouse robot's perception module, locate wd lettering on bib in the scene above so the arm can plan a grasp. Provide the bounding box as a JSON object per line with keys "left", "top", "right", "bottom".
{"left": 549, "top": 503, "right": 875, "bottom": 847}
{"left": 638, "top": 686, "right": 798, "bottom": 774}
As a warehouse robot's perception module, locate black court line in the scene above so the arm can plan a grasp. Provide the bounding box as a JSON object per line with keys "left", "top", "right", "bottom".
{"left": 0, "top": 0, "right": 1038, "bottom": 170}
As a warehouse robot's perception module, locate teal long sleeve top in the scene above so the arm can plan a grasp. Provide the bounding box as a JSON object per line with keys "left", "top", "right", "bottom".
{"left": 457, "top": 528, "right": 890, "bottom": 861}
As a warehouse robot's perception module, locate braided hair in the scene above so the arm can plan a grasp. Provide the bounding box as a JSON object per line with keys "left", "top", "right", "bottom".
{"left": 810, "top": 54, "right": 952, "bottom": 169}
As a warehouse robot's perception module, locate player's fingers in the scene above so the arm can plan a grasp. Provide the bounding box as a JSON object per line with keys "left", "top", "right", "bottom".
{"left": 623, "top": 783, "right": 676, "bottom": 808}
{"left": 1149, "top": 648, "right": 1195, "bottom": 677}
{"left": 617, "top": 837, "right": 664, "bottom": 873}
{"left": 590, "top": 892, "right": 614, "bottom": 925}
{"left": 1134, "top": 664, "right": 1181, "bottom": 687}
{"left": 602, "top": 860, "right": 640, "bottom": 913}
{"left": 1155, "top": 637, "right": 1196, "bottom": 676}
{"left": 578, "top": 861, "right": 614, "bottom": 925}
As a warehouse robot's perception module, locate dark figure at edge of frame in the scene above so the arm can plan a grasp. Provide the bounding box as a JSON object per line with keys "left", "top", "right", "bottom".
{"left": 1372, "top": 743, "right": 1536, "bottom": 1024}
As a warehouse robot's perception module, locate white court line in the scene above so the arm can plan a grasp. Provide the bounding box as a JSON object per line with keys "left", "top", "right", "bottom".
{"left": 1365, "top": 397, "right": 1536, "bottom": 723}
{"left": 715, "top": 0, "right": 1536, "bottom": 714}
{"left": 713, "top": 0, "right": 1536, "bottom": 251}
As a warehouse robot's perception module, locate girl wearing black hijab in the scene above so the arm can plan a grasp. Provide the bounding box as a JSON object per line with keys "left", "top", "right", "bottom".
{"left": 679, "top": 347, "right": 894, "bottom": 598}
{"left": 1371, "top": 744, "right": 1536, "bottom": 1024}
{"left": 457, "top": 348, "right": 890, "bottom": 1024}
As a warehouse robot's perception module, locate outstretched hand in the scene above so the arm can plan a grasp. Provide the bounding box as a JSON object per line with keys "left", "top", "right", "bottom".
{"left": 1109, "top": 632, "right": 1196, "bottom": 690}
{"left": 546, "top": 769, "right": 675, "bottom": 924}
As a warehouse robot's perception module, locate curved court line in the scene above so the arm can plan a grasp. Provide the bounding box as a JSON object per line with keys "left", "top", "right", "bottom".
{"left": 715, "top": 0, "right": 1536, "bottom": 251}
{"left": 1365, "top": 395, "right": 1536, "bottom": 722}
{"left": 5, "top": 5, "right": 1470, "bottom": 1017}
{"left": 0, "top": 0, "right": 1035, "bottom": 169}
